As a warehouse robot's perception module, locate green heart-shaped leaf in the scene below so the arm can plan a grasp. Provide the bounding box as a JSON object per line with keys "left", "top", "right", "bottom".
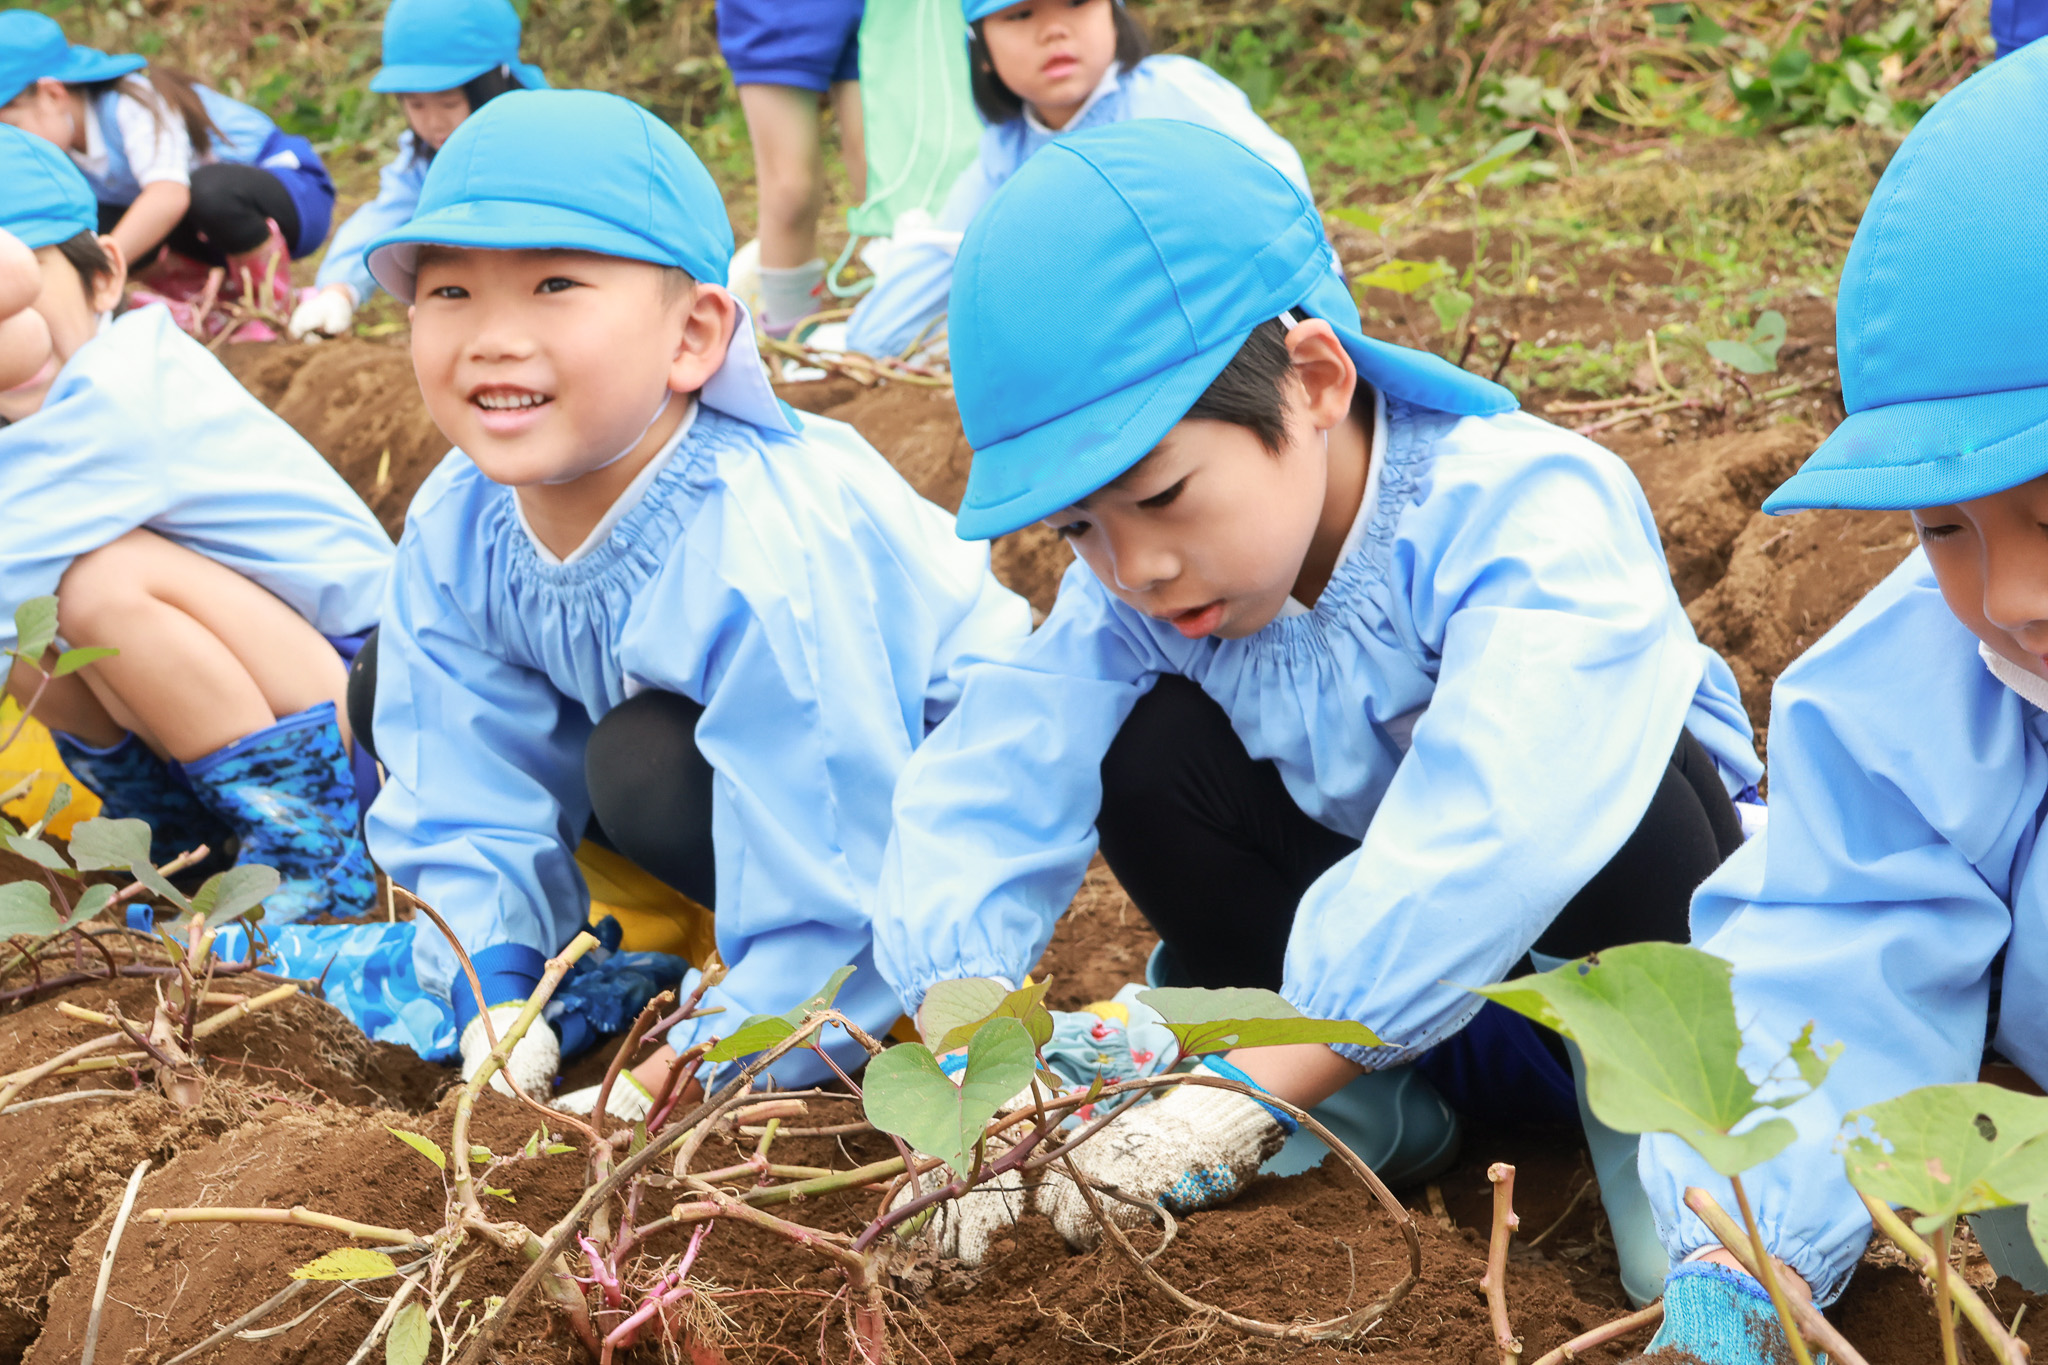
{"left": 704, "top": 964, "right": 857, "bottom": 1063}
{"left": 0, "top": 881, "right": 61, "bottom": 939}
{"left": 1843, "top": 1084, "right": 2048, "bottom": 1235}
{"left": 1472, "top": 943, "right": 1834, "bottom": 1176}
{"left": 863, "top": 1016, "right": 1037, "bottom": 1180}
{"left": 1136, "top": 986, "right": 1383, "bottom": 1057}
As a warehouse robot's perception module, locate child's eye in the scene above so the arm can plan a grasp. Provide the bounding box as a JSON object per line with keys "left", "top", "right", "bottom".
{"left": 536, "top": 277, "right": 580, "bottom": 295}
{"left": 1137, "top": 478, "right": 1187, "bottom": 511}
{"left": 1054, "top": 519, "right": 1090, "bottom": 539}
{"left": 1917, "top": 523, "right": 1963, "bottom": 541}
{"left": 427, "top": 284, "right": 469, "bottom": 300}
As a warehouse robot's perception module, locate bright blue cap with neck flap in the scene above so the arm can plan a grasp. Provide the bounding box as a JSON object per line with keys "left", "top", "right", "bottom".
{"left": 1765, "top": 37, "right": 2048, "bottom": 513}
{"left": 947, "top": 118, "right": 1516, "bottom": 540}
{"left": 0, "top": 123, "right": 97, "bottom": 250}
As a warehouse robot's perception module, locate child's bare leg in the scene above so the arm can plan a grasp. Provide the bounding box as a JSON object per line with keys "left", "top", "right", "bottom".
{"left": 738, "top": 83, "right": 827, "bottom": 269}
{"left": 829, "top": 79, "right": 867, "bottom": 205}
{"left": 5, "top": 650, "right": 125, "bottom": 748}
{"left": 55, "top": 529, "right": 349, "bottom": 763}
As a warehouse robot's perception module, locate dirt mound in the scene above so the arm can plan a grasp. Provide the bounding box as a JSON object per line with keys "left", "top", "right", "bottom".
{"left": 1687, "top": 507, "right": 1917, "bottom": 738}
{"left": 220, "top": 339, "right": 450, "bottom": 541}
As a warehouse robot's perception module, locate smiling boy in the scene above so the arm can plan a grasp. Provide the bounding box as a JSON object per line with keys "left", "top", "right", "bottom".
{"left": 355, "top": 89, "right": 1031, "bottom": 1113}
{"left": 871, "top": 122, "right": 1762, "bottom": 1296}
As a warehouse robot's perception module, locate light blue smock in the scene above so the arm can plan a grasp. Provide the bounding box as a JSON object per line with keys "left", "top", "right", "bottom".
{"left": 1640, "top": 551, "right": 2048, "bottom": 1305}
{"left": 843, "top": 54, "right": 1311, "bottom": 358}
{"left": 0, "top": 304, "right": 393, "bottom": 654}
{"left": 315, "top": 131, "right": 429, "bottom": 304}
{"left": 874, "top": 399, "right": 1761, "bottom": 1064}
{"left": 364, "top": 405, "right": 1033, "bottom": 1085}
{"left": 81, "top": 83, "right": 281, "bottom": 207}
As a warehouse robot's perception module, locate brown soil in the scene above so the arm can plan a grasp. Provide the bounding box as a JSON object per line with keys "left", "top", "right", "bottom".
{"left": 44, "top": 275, "right": 1930, "bottom": 1363}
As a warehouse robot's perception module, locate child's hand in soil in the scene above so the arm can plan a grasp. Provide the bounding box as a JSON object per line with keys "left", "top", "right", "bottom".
{"left": 460, "top": 1002, "right": 561, "bottom": 1097}
{"left": 1627, "top": 1260, "right": 1808, "bottom": 1364}
{"left": 1034, "top": 1060, "right": 1293, "bottom": 1250}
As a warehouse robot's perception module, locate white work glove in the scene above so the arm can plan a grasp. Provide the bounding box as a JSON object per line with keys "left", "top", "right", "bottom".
{"left": 287, "top": 284, "right": 355, "bottom": 340}
{"left": 554, "top": 1072, "right": 655, "bottom": 1123}
{"left": 888, "top": 1077, "right": 1046, "bottom": 1267}
{"left": 1035, "top": 1061, "right": 1290, "bottom": 1250}
{"left": 460, "top": 1003, "right": 560, "bottom": 1099}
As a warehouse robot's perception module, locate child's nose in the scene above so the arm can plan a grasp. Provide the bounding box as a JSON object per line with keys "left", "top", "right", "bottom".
{"left": 1108, "top": 530, "right": 1177, "bottom": 594}
{"left": 1980, "top": 535, "right": 2048, "bottom": 637}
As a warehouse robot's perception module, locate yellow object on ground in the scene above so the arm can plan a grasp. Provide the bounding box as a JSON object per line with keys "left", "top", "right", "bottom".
{"left": 577, "top": 839, "right": 718, "bottom": 964}
{"left": 0, "top": 700, "right": 101, "bottom": 837}
{"left": 575, "top": 839, "right": 919, "bottom": 1042}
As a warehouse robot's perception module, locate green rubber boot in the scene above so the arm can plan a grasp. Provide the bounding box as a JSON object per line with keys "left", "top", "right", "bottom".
{"left": 1968, "top": 1205, "right": 2048, "bottom": 1292}
{"left": 1531, "top": 949, "right": 1669, "bottom": 1307}
{"left": 1145, "top": 943, "right": 1462, "bottom": 1185}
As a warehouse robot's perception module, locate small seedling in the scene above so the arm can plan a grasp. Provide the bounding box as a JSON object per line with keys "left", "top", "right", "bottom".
{"left": 1839, "top": 1083, "right": 2048, "bottom": 1365}
{"left": 1471, "top": 943, "right": 1840, "bottom": 1365}
{"left": 1706, "top": 309, "right": 1788, "bottom": 374}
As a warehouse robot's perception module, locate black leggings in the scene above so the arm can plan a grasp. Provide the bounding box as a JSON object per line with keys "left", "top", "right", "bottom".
{"left": 1098, "top": 675, "right": 1744, "bottom": 992}
{"left": 102, "top": 162, "right": 302, "bottom": 265}
{"left": 347, "top": 630, "right": 718, "bottom": 909}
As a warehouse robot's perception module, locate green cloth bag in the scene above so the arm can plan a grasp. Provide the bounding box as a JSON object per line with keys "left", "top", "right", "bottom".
{"left": 845, "top": 0, "right": 982, "bottom": 240}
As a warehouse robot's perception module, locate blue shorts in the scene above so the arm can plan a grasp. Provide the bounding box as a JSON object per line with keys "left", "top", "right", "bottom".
{"left": 717, "top": 0, "right": 862, "bottom": 90}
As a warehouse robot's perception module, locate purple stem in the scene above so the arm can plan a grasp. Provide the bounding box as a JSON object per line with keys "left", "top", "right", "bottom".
{"left": 850, "top": 1117, "right": 1055, "bottom": 1254}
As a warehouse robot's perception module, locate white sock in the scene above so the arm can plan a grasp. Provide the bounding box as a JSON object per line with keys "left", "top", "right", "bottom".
{"left": 758, "top": 259, "right": 826, "bottom": 333}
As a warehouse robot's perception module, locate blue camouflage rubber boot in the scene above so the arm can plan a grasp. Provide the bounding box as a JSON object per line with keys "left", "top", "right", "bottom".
{"left": 180, "top": 701, "right": 376, "bottom": 924}
{"left": 1530, "top": 949, "right": 1670, "bottom": 1307}
{"left": 52, "top": 730, "right": 233, "bottom": 868}
{"left": 1632, "top": 1261, "right": 1820, "bottom": 1364}
{"left": 1144, "top": 943, "right": 1463, "bottom": 1184}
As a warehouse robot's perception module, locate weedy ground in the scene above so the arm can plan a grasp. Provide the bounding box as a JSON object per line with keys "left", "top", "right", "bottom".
{"left": 3, "top": 1, "right": 2030, "bottom": 1360}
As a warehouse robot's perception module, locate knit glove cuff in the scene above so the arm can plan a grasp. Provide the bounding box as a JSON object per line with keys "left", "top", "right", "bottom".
{"left": 459, "top": 1003, "right": 560, "bottom": 1098}
{"left": 1636, "top": 1262, "right": 1810, "bottom": 1365}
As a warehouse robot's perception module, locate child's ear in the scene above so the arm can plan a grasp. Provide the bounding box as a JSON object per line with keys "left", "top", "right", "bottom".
{"left": 668, "top": 283, "right": 736, "bottom": 395}
{"left": 1284, "top": 320, "right": 1358, "bottom": 434}
{"left": 89, "top": 235, "right": 127, "bottom": 313}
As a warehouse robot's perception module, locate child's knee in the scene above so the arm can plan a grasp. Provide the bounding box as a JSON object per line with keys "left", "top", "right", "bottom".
{"left": 54, "top": 530, "right": 159, "bottom": 632}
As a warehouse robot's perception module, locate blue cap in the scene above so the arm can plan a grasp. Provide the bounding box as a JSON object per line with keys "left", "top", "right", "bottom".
{"left": 0, "top": 124, "right": 97, "bottom": 250}
{"left": 949, "top": 120, "right": 1516, "bottom": 539}
{"left": 962, "top": 0, "right": 1121, "bottom": 22}
{"left": 370, "top": 0, "right": 547, "bottom": 94}
{"left": 0, "top": 11, "right": 146, "bottom": 108}
{"left": 366, "top": 89, "right": 797, "bottom": 434}
{"left": 1765, "top": 39, "right": 2048, "bottom": 513}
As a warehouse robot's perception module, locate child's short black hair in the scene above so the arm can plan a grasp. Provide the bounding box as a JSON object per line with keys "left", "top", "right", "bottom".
{"left": 1182, "top": 317, "right": 1295, "bottom": 452}
{"left": 54, "top": 230, "right": 116, "bottom": 295}
{"left": 462, "top": 65, "right": 524, "bottom": 111}
{"left": 968, "top": 1, "right": 1148, "bottom": 125}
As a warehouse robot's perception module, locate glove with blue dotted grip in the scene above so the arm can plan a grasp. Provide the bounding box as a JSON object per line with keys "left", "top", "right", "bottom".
{"left": 1035, "top": 1058, "right": 1295, "bottom": 1250}
{"left": 1630, "top": 1261, "right": 1820, "bottom": 1365}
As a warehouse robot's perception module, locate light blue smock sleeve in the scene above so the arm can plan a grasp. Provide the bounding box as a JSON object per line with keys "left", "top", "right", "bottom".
{"left": 315, "top": 135, "right": 427, "bottom": 303}
{"left": 1640, "top": 553, "right": 2043, "bottom": 1305}
{"left": 617, "top": 418, "right": 1033, "bottom": 1076}
{"left": 1282, "top": 420, "right": 1731, "bottom": 1065}
{"left": 843, "top": 154, "right": 999, "bottom": 359}
{"left": 363, "top": 461, "right": 598, "bottom": 1012}
{"left": 874, "top": 560, "right": 1166, "bottom": 1010}
{"left": 0, "top": 306, "right": 391, "bottom": 652}
{"left": 1121, "top": 55, "right": 1311, "bottom": 195}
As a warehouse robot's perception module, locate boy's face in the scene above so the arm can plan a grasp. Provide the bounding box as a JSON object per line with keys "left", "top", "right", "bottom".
{"left": 409, "top": 247, "right": 720, "bottom": 488}
{"left": 1042, "top": 387, "right": 1330, "bottom": 642}
{"left": 0, "top": 236, "right": 125, "bottom": 425}
{"left": 398, "top": 89, "right": 471, "bottom": 151}
{"left": 981, "top": 0, "right": 1118, "bottom": 128}
{"left": 1915, "top": 474, "right": 2048, "bottom": 681}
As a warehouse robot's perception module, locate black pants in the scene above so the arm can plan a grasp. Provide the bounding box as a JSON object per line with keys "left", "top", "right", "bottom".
{"left": 102, "top": 162, "right": 301, "bottom": 266}
{"left": 1098, "top": 675, "right": 1744, "bottom": 993}
{"left": 347, "top": 629, "right": 718, "bottom": 910}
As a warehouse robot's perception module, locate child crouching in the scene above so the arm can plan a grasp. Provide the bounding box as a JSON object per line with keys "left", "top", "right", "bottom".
{"left": 353, "top": 90, "right": 1033, "bottom": 1108}
{"left": 0, "top": 126, "right": 390, "bottom": 920}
